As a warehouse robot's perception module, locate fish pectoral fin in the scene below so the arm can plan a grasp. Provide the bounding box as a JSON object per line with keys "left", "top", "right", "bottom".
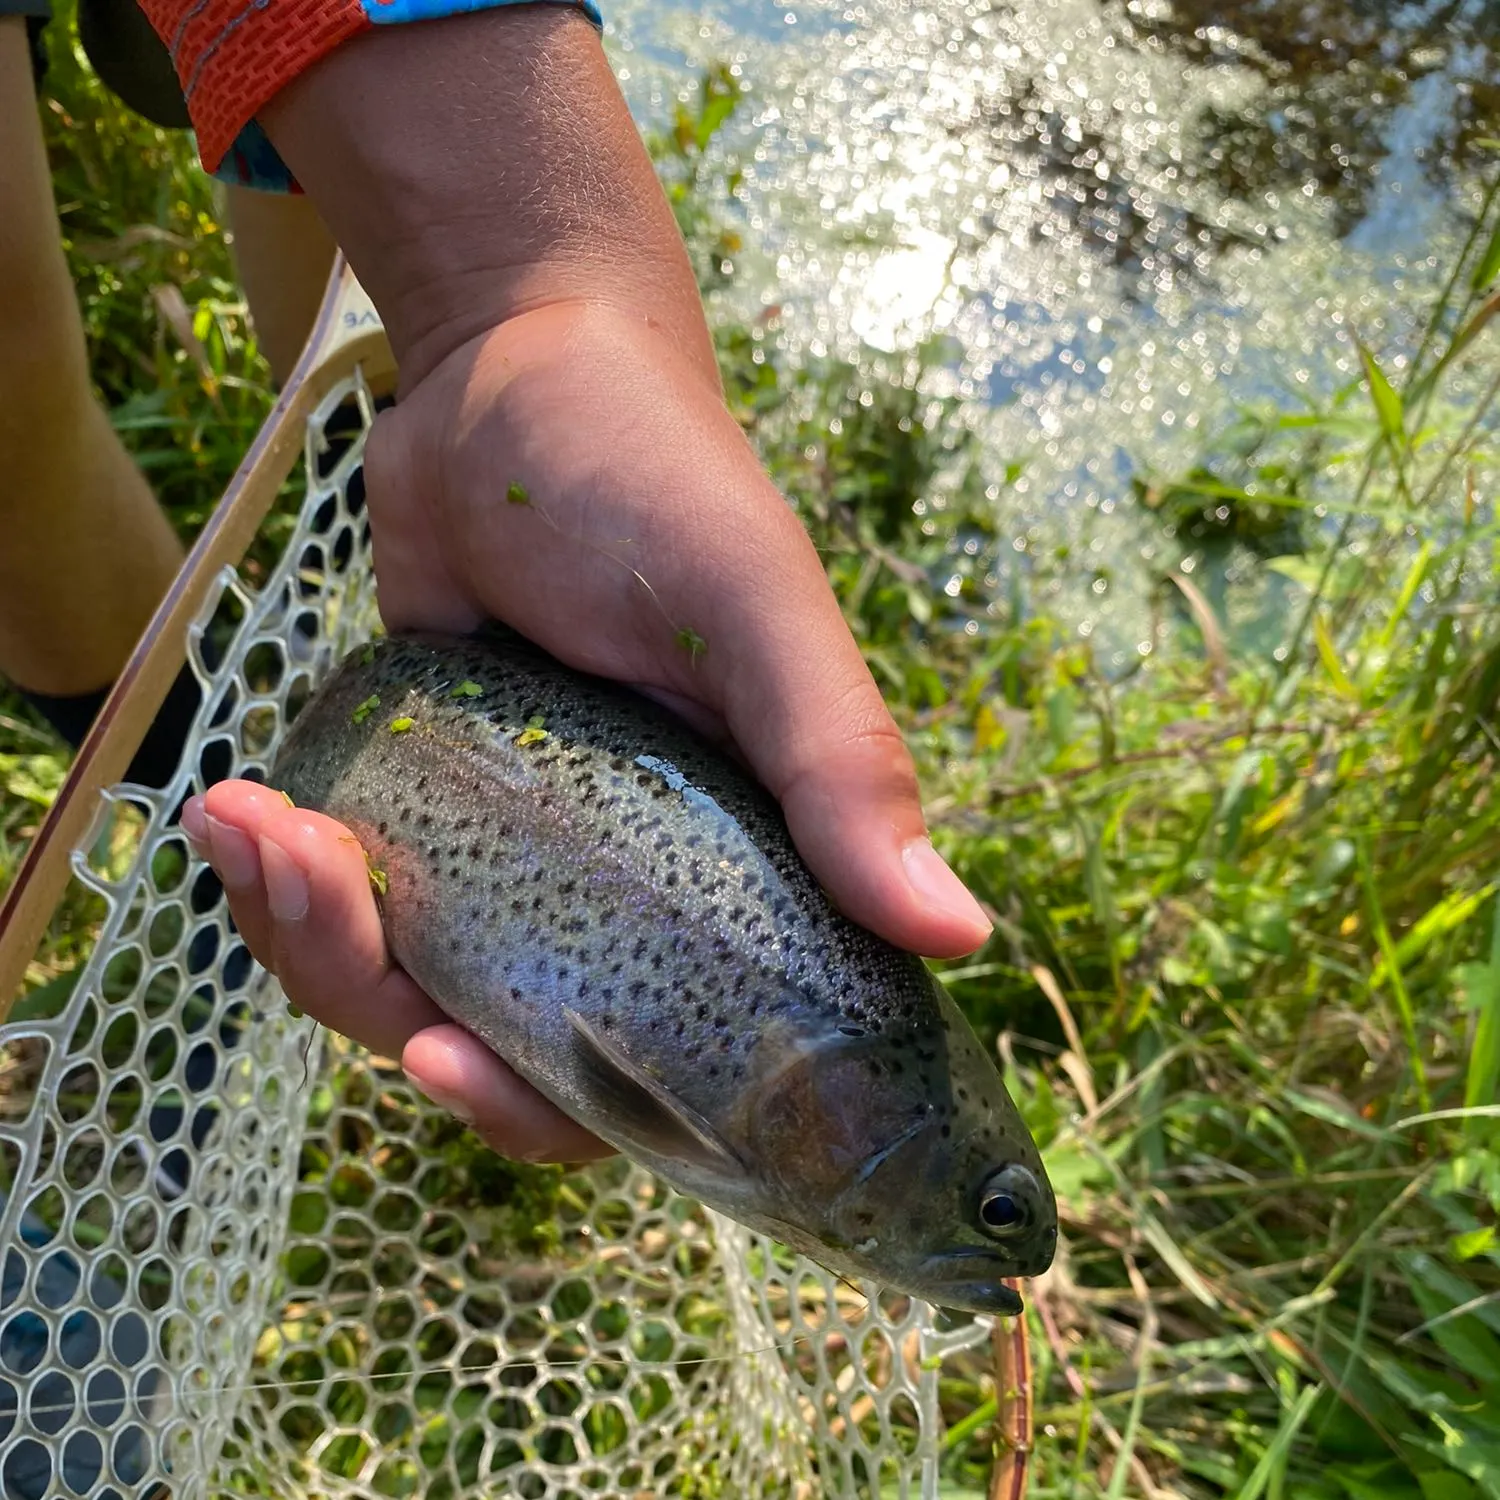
{"left": 563, "top": 1007, "right": 746, "bottom": 1178}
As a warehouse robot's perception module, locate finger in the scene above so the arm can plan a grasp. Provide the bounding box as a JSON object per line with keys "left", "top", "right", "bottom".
{"left": 186, "top": 781, "right": 442, "bottom": 1051}
{"left": 185, "top": 783, "right": 609, "bottom": 1162}
{"left": 181, "top": 781, "right": 285, "bottom": 978}
{"left": 403, "top": 1025, "right": 613, "bottom": 1164}
{"left": 699, "top": 498, "right": 994, "bottom": 960}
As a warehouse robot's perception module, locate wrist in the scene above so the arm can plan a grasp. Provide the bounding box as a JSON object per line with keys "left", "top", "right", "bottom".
{"left": 257, "top": 8, "right": 715, "bottom": 389}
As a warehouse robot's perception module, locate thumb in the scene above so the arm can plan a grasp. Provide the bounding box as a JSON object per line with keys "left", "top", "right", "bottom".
{"left": 703, "top": 510, "right": 993, "bottom": 961}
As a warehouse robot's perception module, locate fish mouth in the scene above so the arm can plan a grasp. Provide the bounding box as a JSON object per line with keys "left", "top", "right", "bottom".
{"left": 925, "top": 1279, "right": 1025, "bottom": 1318}
{"left": 918, "top": 1248, "right": 1033, "bottom": 1317}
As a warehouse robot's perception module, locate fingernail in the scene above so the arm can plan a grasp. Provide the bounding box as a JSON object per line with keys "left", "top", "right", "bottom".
{"left": 180, "top": 797, "right": 210, "bottom": 858}
{"left": 259, "top": 838, "right": 309, "bottom": 923}
{"left": 406, "top": 1071, "right": 477, "bottom": 1127}
{"left": 902, "top": 838, "right": 992, "bottom": 935}
{"left": 206, "top": 815, "right": 260, "bottom": 891}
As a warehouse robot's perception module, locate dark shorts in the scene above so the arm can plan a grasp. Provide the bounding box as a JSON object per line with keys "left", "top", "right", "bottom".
{"left": 3, "top": 0, "right": 189, "bottom": 129}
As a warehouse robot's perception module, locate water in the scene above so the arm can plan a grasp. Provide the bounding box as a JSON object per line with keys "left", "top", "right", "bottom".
{"left": 602, "top": 0, "right": 1499, "bottom": 660}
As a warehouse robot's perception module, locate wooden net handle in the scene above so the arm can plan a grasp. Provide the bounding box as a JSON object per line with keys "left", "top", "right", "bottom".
{"left": 0, "top": 257, "right": 395, "bottom": 1014}
{"left": 990, "top": 1292, "right": 1034, "bottom": 1500}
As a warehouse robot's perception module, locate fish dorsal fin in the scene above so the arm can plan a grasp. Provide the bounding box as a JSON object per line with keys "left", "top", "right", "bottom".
{"left": 563, "top": 1007, "right": 746, "bottom": 1179}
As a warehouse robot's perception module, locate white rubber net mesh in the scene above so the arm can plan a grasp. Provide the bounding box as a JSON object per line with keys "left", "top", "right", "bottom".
{"left": 0, "top": 367, "right": 994, "bottom": 1499}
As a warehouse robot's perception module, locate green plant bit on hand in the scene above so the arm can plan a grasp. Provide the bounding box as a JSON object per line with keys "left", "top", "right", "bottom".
{"left": 451, "top": 680, "right": 483, "bottom": 699}
{"left": 279, "top": 790, "right": 295, "bottom": 808}
{"left": 676, "top": 626, "right": 708, "bottom": 663}
{"left": 366, "top": 858, "right": 388, "bottom": 897}
{"left": 516, "top": 715, "right": 549, "bottom": 747}
{"left": 352, "top": 693, "right": 380, "bottom": 725}
{"left": 389, "top": 717, "right": 415, "bottom": 734}
{"left": 360, "top": 643, "right": 376, "bottom": 666}
{"left": 506, "top": 480, "right": 530, "bottom": 506}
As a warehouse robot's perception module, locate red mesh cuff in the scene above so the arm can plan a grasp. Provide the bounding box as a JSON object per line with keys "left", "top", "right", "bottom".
{"left": 137, "top": 0, "right": 370, "bottom": 172}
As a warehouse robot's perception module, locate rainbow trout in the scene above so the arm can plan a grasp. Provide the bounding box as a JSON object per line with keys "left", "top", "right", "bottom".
{"left": 271, "top": 628, "right": 1057, "bottom": 1313}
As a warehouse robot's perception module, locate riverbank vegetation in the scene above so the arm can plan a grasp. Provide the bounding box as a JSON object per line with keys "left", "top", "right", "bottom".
{"left": 4, "top": 15, "right": 1499, "bottom": 1499}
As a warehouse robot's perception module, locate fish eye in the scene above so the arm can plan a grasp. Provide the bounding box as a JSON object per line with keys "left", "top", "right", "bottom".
{"left": 977, "top": 1165, "right": 1038, "bottom": 1241}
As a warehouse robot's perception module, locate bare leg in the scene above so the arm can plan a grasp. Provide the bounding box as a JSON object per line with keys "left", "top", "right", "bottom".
{"left": 0, "top": 16, "right": 183, "bottom": 697}
{"left": 224, "top": 184, "right": 338, "bottom": 387}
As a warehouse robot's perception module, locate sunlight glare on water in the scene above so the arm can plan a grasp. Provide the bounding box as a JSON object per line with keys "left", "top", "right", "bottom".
{"left": 606, "top": 0, "right": 1497, "bottom": 656}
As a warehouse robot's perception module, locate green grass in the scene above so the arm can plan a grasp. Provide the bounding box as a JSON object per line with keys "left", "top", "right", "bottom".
{"left": 6, "top": 17, "right": 1500, "bottom": 1500}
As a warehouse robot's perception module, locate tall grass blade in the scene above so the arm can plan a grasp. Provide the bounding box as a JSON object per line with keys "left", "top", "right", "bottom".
{"left": 1462, "top": 890, "right": 1500, "bottom": 1113}
{"left": 1358, "top": 837, "right": 1432, "bottom": 1114}
{"left": 1315, "top": 613, "right": 1358, "bottom": 700}
{"left": 1229, "top": 1383, "right": 1321, "bottom": 1500}
{"left": 1357, "top": 340, "right": 1406, "bottom": 447}
{"left": 1472, "top": 220, "right": 1500, "bottom": 292}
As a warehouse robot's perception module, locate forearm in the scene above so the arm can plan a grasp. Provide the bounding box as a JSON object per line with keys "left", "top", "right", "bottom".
{"left": 254, "top": 10, "right": 715, "bottom": 390}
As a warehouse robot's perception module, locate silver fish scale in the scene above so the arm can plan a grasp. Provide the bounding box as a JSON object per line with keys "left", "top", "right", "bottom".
{"left": 292, "top": 629, "right": 926, "bottom": 1017}
{"left": 272, "top": 631, "right": 950, "bottom": 1114}
{"left": 0, "top": 369, "right": 991, "bottom": 1500}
